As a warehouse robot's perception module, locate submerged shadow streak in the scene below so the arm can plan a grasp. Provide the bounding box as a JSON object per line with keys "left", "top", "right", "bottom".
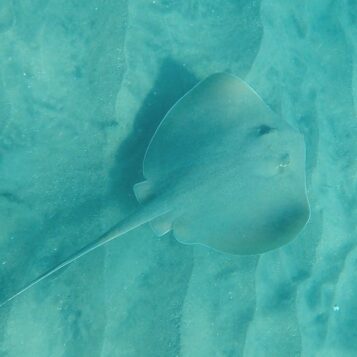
{"left": 110, "top": 59, "right": 198, "bottom": 210}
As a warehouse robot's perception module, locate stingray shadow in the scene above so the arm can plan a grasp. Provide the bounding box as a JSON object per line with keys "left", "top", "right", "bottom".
{"left": 109, "top": 59, "right": 198, "bottom": 210}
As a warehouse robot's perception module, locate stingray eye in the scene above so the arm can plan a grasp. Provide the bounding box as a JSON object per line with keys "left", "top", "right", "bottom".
{"left": 256, "top": 124, "right": 275, "bottom": 137}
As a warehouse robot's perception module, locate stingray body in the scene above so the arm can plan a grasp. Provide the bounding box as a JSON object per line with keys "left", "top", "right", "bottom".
{"left": 1, "top": 73, "right": 310, "bottom": 306}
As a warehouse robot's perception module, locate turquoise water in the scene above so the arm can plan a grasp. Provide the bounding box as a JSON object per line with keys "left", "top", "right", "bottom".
{"left": 1, "top": 1, "right": 357, "bottom": 356}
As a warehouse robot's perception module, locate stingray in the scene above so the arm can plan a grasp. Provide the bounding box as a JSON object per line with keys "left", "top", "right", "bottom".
{"left": 1, "top": 73, "right": 310, "bottom": 307}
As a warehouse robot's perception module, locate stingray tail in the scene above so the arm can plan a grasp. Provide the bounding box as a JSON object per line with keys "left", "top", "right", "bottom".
{"left": 0, "top": 202, "right": 168, "bottom": 308}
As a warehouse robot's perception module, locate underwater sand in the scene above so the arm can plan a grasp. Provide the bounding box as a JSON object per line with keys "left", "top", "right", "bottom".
{"left": 1, "top": 1, "right": 357, "bottom": 356}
